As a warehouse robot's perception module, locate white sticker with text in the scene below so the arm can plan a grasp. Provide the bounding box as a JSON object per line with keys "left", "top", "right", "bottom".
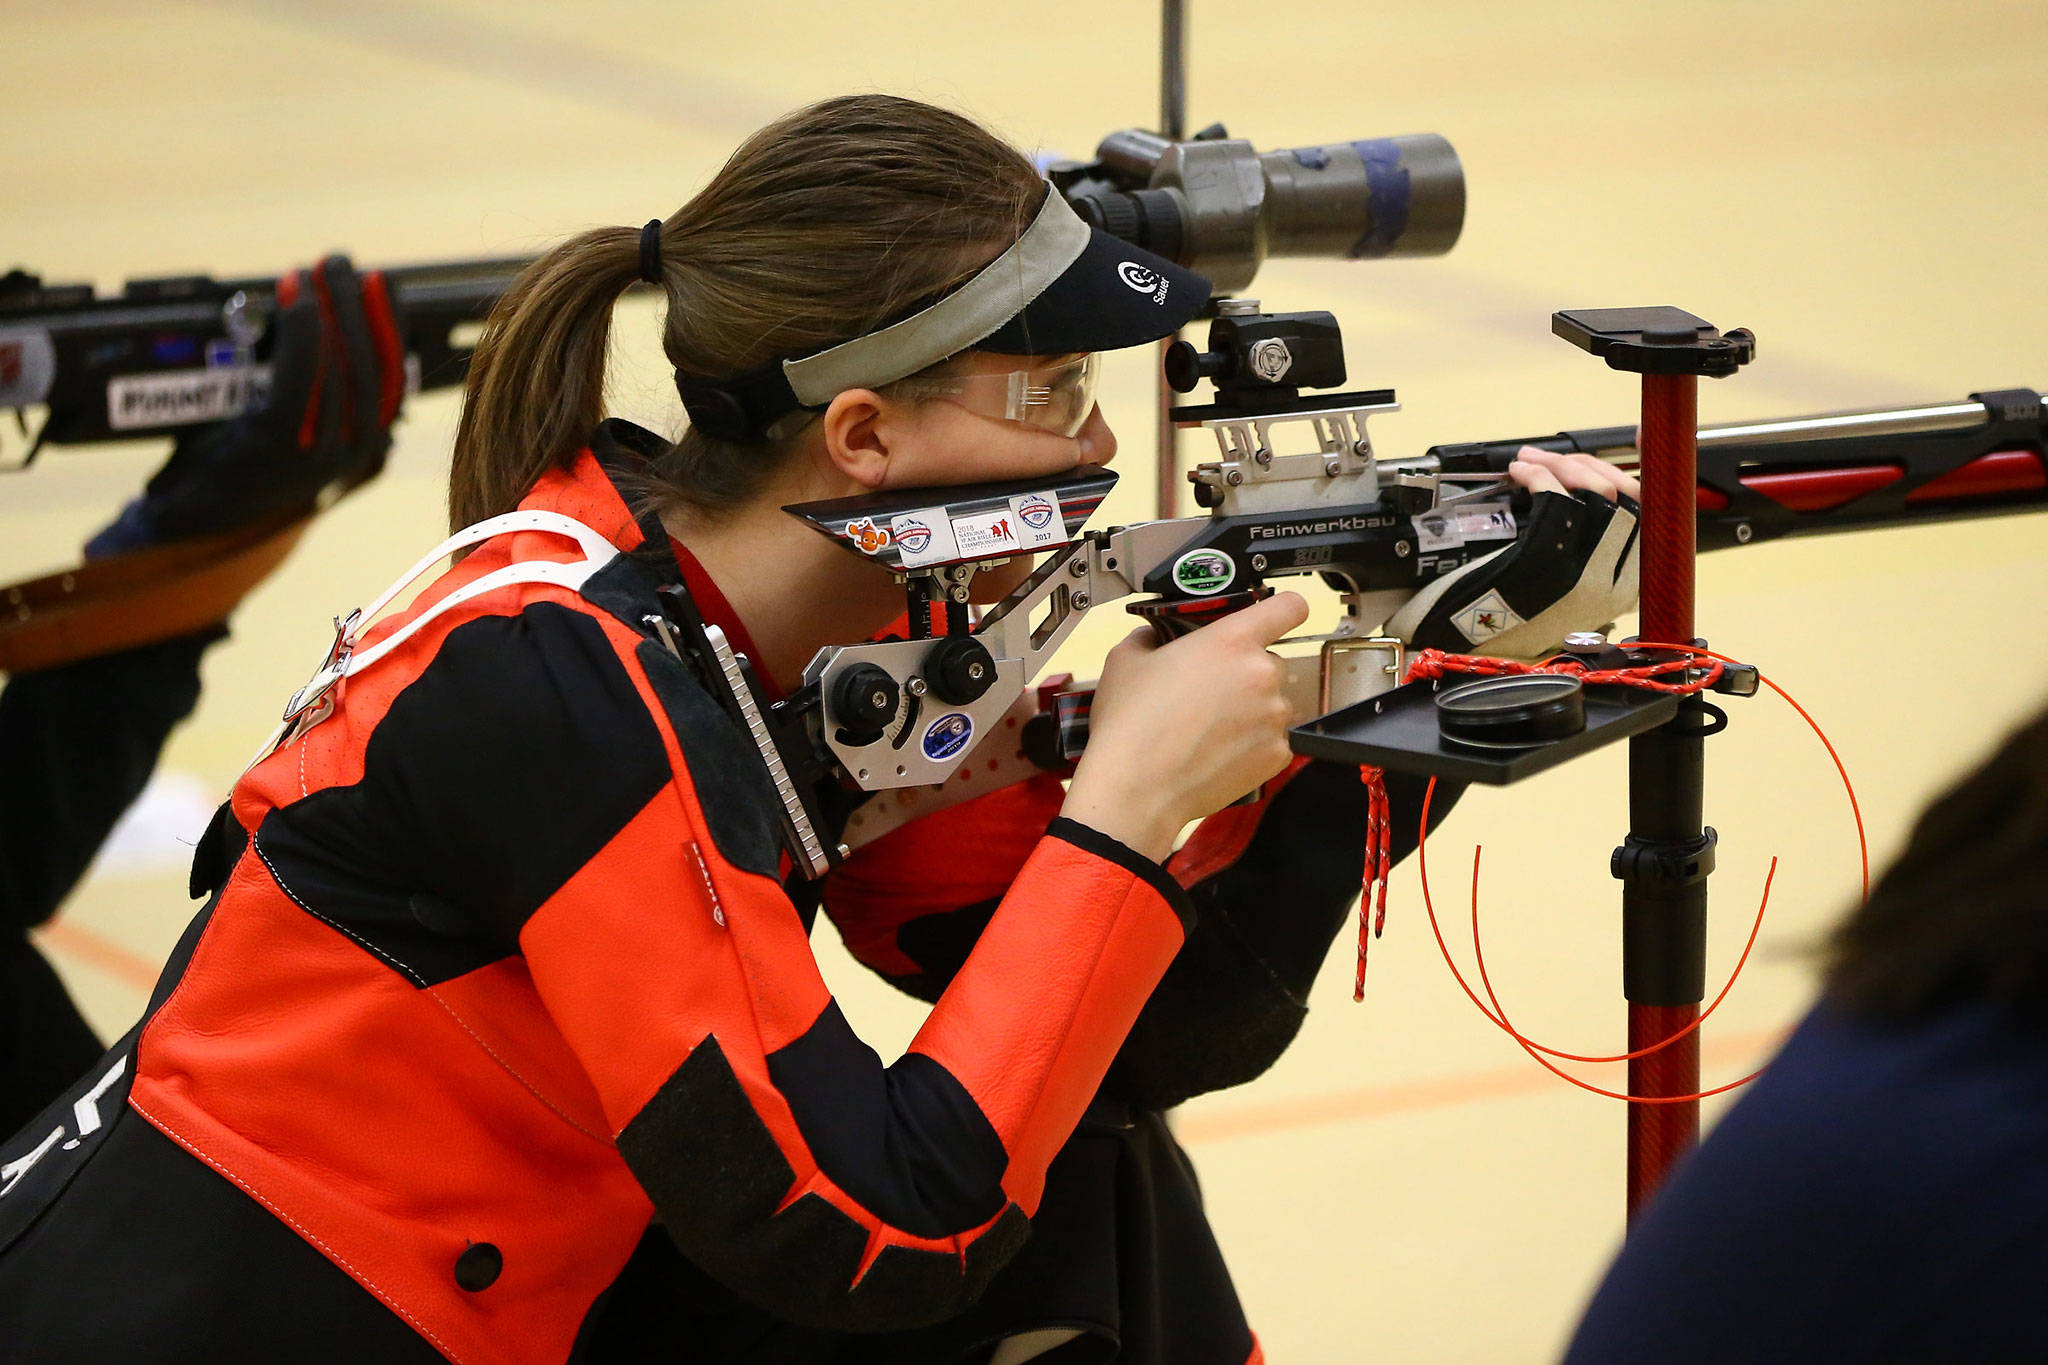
{"left": 1007, "top": 492, "right": 1068, "bottom": 550}
{"left": 107, "top": 366, "right": 272, "bottom": 430}
{"left": 891, "top": 508, "right": 960, "bottom": 569}
{"left": 950, "top": 507, "right": 1024, "bottom": 559}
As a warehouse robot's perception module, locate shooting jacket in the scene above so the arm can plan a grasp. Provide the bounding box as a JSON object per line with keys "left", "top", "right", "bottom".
{"left": 0, "top": 422, "right": 1449, "bottom": 1365}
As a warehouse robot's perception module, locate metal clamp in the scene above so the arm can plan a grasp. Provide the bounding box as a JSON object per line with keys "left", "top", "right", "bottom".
{"left": 1610, "top": 827, "right": 1718, "bottom": 889}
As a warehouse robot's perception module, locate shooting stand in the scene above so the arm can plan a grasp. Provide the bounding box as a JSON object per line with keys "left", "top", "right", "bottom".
{"left": 1297, "top": 306, "right": 1756, "bottom": 1219}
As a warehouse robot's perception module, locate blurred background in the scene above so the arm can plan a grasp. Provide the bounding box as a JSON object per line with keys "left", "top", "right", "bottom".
{"left": 7, "top": 1, "right": 2044, "bottom": 1358}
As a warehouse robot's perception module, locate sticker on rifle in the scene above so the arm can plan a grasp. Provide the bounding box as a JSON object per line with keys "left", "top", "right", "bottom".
{"left": 921, "top": 712, "right": 975, "bottom": 762}
{"left": 106, "top": 365, "right": 271, "bottom": 430}
{"left": 1412, "top": 510, "right": 1464, "bottom": 553}
{"left": 1456, "top": 501, "right": 1517, "bottom": 543}
{"left": 0, "top": 329, "right": 56, "bottom": 408}
{"left": 1007, "top": 491, "right": 1067, "bottom": 548}
{"left": 1451, "top": 589, "right": 1523, "bottom": 645}
{"left": 890, "top": 511, "right": 959, "bottom": 569}
{"left": 1172, "top": 548, "right": 1235, "bottom": 596}
{"left": 843, "top": 517, "right": 892, "bottom": 555}
{"left": 950, "top": 507, "right": 1023, "bottom": 558}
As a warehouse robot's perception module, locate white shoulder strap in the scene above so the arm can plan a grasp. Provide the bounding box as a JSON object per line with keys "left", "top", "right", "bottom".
{"left": 248, "top": 509, "right": 623, "bottom": 768}
{"left": 343, "top": 510, "right": 620, "bottom": 675}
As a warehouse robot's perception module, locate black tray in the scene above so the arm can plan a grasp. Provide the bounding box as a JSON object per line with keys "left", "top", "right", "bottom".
{"left": 1291, "top": 676, "right": 1680, "bottom": 785}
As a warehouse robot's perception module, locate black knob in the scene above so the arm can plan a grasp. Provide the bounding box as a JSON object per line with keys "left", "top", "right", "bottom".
{"left": 831, "top": 664, "right": 899, "bottom": 744}
{"left": 925, "top": 636, "right": 997, "bottom": 706}
{"left": 1164, "top": 339, "right": 1227, "bottom": 393}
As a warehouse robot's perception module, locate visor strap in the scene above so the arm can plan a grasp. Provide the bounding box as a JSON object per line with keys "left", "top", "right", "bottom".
{"left": 780, "top": 185, "right": 1091, "bottom": 406}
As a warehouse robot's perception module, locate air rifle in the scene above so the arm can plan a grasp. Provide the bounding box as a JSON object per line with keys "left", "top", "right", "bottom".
{"left": 658, "top": 301, "right": 2048, "bottom": 881}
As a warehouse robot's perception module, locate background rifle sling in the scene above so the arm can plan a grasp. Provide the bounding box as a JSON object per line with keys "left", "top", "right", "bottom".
{"left": 0, "top": 512, "right": 310, "bottom": 674}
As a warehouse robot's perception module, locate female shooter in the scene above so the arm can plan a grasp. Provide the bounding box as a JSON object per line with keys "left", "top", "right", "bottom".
{"left": 0, "top": 95, "right": 1636, "bottom": 1363}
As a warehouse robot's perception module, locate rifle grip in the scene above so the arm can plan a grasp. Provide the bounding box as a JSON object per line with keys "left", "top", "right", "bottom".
{"left": 1127, "top": 585, "right": 1273, "bottom": 646}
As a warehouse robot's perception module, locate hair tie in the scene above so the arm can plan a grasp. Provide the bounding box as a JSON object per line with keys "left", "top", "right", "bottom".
{"left": 637, "top": 219, "right": 665, "bottom": 285}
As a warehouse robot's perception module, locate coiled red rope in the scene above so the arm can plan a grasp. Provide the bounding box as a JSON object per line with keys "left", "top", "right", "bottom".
{"left": 1355, "top": 643, "right": 1867, "bottom": 1104}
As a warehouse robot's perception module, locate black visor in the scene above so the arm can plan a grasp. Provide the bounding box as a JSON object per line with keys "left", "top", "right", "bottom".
{"left": 973, "top": 228, "right": 1209, "bottom": 357}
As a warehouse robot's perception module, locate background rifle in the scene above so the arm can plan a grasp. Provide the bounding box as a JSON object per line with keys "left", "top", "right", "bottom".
{"left": 0, "top": 259, "right": 526, "bottom": 459}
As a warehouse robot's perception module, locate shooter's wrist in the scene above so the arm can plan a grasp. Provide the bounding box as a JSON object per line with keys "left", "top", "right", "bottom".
{"left": 1058, "top": 772, "right": 1180, "bottom": 865}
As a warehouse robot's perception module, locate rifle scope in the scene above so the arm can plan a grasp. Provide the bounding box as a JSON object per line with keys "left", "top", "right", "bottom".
{"left": 1057, "top": 130, "right": 1464, "bottom": 294}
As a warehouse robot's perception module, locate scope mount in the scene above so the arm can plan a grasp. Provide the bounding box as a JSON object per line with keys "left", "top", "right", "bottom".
{"left": 1173, "top": 387, "right": 1401, "bottom": 519}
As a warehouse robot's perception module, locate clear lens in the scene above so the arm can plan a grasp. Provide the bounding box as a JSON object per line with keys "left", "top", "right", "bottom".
{"left": 893, "top": 353, "right": 1100, "bottom": 437}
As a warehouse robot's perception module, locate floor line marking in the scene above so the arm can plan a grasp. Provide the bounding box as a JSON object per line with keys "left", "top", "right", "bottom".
{"left": 1176, "top": 1026, "right": 1788, "bottom": 1145}
{"left": 34, "top": 920, "right": 164, "bottom": 993}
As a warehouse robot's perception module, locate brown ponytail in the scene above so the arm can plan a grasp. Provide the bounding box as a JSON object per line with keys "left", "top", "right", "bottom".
{"left": 448, "top": 94, "right": 1045, "bottom": 530}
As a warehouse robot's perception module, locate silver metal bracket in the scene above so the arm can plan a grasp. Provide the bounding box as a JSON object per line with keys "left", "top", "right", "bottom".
{"left": 1184, "top": 395, "right": 1401, "bottom": 517}
{"left": 281, "top": 608, "right": 363, "bottom": 723}
{"left": 704, "top": 624, "right": 834, "bottom": 879}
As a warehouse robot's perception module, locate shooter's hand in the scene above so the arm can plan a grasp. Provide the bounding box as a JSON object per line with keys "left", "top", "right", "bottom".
{"left": 1386, "top": 446, "right": 1641, "bottom": 660}
{"left": 1505, "top": 446, "right": 1640, "bottom": 503}
{"left": 85, "top": 256, "right": 406, "bottom": 559}
{"left": 1062, "top": 590, "right": 1310, "bottom": 862}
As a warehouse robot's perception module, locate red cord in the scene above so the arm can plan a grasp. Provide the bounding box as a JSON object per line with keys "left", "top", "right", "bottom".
{"left": 1418, "top": 813, "right": 1765, "bottom": 1103}
{"left": 1359, "top": 644, "right": 1869, "bottom": 1105}
{"left": 1355, "top": 766, "right": 1392, "bottom": 1000}
{"left": 1352, "top": 643, "right": 1731, "bottom": 997}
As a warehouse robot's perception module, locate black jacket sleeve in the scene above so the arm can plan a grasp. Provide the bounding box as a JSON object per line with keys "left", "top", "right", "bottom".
{"left": 0, "top": 628, "right": 221, "bottom": 934}
{"left": 1102, "top": 761, "right": 1463, "bottom": 1110}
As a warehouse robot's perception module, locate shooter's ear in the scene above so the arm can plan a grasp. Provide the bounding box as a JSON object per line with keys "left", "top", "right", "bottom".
{"left": 821, "top": 389, "right": 891, "bottom": 490}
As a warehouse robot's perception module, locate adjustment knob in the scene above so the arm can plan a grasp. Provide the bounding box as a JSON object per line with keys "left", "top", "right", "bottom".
{"left": 1163, "top": 340, "right": 1228, "bottom": 393}
{"left": 831, "top": 664, "right": 899, "bottom": 744}
{"left": 925, "top": 636, "right": 997, "bottom": 706}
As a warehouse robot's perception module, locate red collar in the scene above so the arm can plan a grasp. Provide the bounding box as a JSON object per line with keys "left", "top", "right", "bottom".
{"left": 668, "top": 538, "right": 784, "bottom": 703}
{"left": 517, "top": 434, "right": 785, "bottom": 703}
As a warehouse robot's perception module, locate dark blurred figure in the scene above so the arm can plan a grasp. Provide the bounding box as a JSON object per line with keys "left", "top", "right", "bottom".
{"left": 1567, "top": 701, "right": 2048, "bottom": 1364}
{"left": 0, "top": 256, "right": 403, "bottom": 1137}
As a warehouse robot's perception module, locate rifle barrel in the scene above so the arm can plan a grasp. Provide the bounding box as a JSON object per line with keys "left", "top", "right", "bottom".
{"left": 1426, "top": 390, "right": 2048, "bottom": 549}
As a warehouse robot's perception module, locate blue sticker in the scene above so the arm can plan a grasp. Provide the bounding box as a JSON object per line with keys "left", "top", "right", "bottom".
{"left": 204, "top": 338, "right": 242, "bottom": 368}
{"left": 921, "top": 712, "right": 975, "bottom": 762}
{"left": 148, "top": 333, "right": 201, "bottom": 366}
{"left": 1348, "top": 139, "right": 1413, "bottom": 259}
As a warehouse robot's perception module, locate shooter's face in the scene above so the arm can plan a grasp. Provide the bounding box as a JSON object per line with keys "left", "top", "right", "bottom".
{"left": 817, "top": 359, "right": 1119, "bottom": 603}
{"left": 874, "top": 354, "right": 1117, "bottom": 492}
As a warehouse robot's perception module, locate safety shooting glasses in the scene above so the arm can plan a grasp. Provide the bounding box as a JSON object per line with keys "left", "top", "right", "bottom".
{"left": 889, "top": 352, "right": 1101, "bottom": 438}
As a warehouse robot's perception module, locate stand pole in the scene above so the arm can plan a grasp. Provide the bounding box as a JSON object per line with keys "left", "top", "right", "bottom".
{"left": 1623, "top": 371, "right": 1707, "bottom": 1221}
{"left": 1154, "top": 0, "right": 1187, "bottom": 520}
{"left": 1553, "top": 308, "right": 1752, "bottom": 1221}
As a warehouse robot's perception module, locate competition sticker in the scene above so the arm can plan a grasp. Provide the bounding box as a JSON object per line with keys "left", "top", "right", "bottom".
{"left": 891, "top": 509, "right": 959, "bottom": 568}
{"left": 950, "top": 507, "right": 1023, "bottom": 559}
{"left": 1008, "top": 492, "right": 1067, "bottom": 548}
{"left": 921, "top": 712, "right": 975, "bottom": 762}
{"left": 1171, "top": 548, "right": 1236, "bottom": 596}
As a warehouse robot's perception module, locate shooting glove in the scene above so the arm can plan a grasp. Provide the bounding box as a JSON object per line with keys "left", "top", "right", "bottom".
{"left": 1385, "top": 488, "right": 1639, "bottom": 660}
{"left": 86, "top": 255, "right": 405, "bottom": 558}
